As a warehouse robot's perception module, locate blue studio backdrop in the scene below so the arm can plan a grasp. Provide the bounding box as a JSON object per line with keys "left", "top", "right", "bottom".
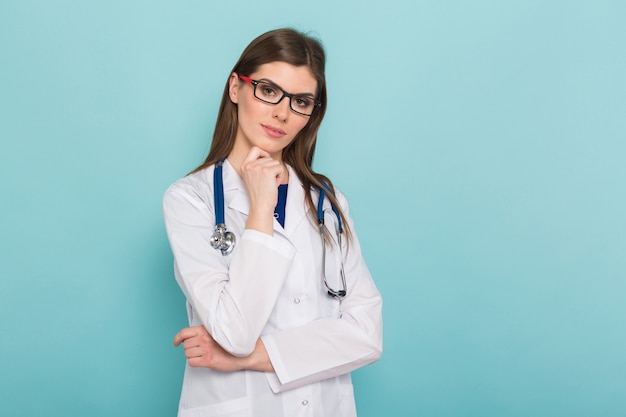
{"left": 1, "top": 1, "right": 625, "bottom": 416}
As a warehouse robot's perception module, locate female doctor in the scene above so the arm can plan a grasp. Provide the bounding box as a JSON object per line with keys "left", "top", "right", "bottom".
{"left": 163, "top": 28, "right": 382, "bottom": 417}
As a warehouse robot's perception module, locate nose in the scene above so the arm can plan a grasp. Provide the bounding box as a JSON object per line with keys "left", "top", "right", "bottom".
{"left": 272, "top": 96, "right": 291, "bottom": 122}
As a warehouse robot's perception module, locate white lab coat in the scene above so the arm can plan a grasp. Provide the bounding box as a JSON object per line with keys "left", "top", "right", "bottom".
{"left": 163, "top": 160, "right": 382, "bottom": 417}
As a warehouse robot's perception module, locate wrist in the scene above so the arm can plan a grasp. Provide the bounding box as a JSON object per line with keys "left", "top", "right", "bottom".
{"left": 246, "top": 209, "right": 275, "bottom": 235}
{"left": 244, "top": 339, "right": 274, "bottom": 372}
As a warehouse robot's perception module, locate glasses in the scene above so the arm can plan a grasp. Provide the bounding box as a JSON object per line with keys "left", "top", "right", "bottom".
{"left": 238, "top": 74, "right": 321, "bottom": 116}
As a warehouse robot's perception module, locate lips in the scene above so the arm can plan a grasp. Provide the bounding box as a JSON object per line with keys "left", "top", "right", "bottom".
{"left": 261, "top": 124, "right": 286, "bottom": 138}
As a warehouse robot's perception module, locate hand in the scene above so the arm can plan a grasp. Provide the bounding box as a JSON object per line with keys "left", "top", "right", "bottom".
{"left": 173, "top": 326, "right": 244, "bottom": 372}
{"left": 240, "top": 147, "right": 286, "bottom": 234}
{"left": 240, "top": 146, "right": 286, "bottom": 209}
{"left": 173, "top": 326, "right": 275, "bottom": 373}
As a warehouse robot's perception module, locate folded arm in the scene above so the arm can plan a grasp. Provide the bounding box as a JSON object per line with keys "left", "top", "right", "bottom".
{"left": 164, "top": 184, "right": 296, "bottom": 356}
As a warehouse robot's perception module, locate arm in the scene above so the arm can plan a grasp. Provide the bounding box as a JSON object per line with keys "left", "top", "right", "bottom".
{"left": 174, "top": 326, "right": 273, "bottom": 372}
{"left": 173, "top": 192, "right": 383, "bottom": 392}
{"left": 163, "top": 181, "right": 295, "bottom": 357}
{"left": 163, "top": 148, "right": 292, "bottom": 357}
{"left": 261, "top": 192, "right": 382, "bottom": 392}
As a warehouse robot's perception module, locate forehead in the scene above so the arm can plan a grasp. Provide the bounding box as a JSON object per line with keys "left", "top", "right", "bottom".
{"left": 250, "top": 62, "right": 318, "bottom": 94}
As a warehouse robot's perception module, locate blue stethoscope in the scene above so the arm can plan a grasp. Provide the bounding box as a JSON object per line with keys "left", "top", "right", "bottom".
{"left": 210, "top": 159, "right": 347, "bottom": 298}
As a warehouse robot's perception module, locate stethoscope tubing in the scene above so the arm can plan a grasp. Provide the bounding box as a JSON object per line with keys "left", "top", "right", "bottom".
{"left": 213, "top": 159, "right": 226, "bottom": 226}
{"left": 211, "top": 160, "right": 347, "bottom": 297}
{"left": 317, "top": 184, "right": 343, "bottom": 232}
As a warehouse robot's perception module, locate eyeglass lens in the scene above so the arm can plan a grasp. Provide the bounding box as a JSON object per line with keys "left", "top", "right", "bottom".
{"left": 254, "top": 82, "right": 317, "bottom": 115}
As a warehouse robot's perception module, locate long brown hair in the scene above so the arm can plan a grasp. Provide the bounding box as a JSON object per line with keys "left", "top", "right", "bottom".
{"left": 192, "top": 28, "right": 352, "bottom": 242}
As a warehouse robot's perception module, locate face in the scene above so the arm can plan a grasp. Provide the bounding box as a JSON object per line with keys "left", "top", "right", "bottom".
{"left": 228, "top": 61, "right": 318, "bottom": 162}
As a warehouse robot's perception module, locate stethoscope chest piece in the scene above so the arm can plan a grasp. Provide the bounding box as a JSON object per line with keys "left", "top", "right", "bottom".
{"left": 210, "top": 223, "right": 236, "bottom": 256}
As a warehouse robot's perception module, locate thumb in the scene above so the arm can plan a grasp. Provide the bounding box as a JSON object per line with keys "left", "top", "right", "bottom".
{"left": 173, "top": 327, "right": 195, "bottom": 346}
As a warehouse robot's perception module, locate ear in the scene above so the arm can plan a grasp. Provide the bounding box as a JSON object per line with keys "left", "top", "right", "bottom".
{"left": 228, "top": 72, "right": 239, "bottom": 104}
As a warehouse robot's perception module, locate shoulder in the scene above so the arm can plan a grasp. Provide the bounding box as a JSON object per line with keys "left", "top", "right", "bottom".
{"left": 307, "top": 178, "right": 351, "bottom": 213}
{"left": 163, "top": 166, "right": 215, "bottom": 211}
{"left": 333, "top": 187, "right": 350, "bottom": 214}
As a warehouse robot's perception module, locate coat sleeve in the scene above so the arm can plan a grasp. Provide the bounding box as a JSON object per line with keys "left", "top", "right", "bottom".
{"left": 261, "top": 192, "right": 383, "bottom": 393}
{"left": 163, "top": 181, "right": 296, "bottom": 356}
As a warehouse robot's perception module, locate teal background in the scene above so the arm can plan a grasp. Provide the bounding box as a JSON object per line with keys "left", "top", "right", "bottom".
{"left": 1, "top": 1, "right": 625, "bottom": 416}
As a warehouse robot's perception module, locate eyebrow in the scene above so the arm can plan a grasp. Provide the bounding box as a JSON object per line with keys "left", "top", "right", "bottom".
{"left": 257, "top": 78, "right": 316, "bottom": 98}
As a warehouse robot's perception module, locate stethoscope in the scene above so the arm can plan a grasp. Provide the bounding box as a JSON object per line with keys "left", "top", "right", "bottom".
{"left": 210, "top": 159, "right": 347, "bottom": 298}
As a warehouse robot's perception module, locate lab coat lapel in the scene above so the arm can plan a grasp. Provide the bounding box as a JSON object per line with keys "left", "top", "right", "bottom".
{"left": 282, "top": 165, "right": 309, "bottom": 237}
{"left": 222, "top": 159, "right": 250, "bottom": 216}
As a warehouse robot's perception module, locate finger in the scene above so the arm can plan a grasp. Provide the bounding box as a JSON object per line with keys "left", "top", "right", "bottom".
{"left": 184, "top": 346, "right": 206, "bottom": 359}
{"left": 188, "top": 356, "right": 207, "bottom": 368}
{"left": 242, "top": 156, "right": 280, "bottom": 174}
{"left": 241, "top": 161, "right": 283, "bottom": 186}
{"left": 173, "top": 327, "right": 198, "bottom": 346}
{"left": 247, "top": 157, "right": 282, "bottom": 173}
{"left": 182, "top": 337, "right": 201, "bottom": 349}
{"left": 274, "top": 165, "right": 286, "bottom": 185}
{"left": 243, "top": 146, "right": 271, "bottom": 164}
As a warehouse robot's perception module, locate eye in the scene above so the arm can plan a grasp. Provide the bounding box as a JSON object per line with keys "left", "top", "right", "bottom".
{"left": 258, "top": 83, "right": 279, "bottom": 98}
{"left": 294, "top": 96, "right": 314, "bottom": 109}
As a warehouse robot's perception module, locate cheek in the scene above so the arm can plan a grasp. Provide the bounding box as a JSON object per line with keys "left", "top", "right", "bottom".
{"left": 237, "top": 96, "right": 260, "bottom": 123}
{"left": 291, "top": 118, "right": 310, "bottom": 136}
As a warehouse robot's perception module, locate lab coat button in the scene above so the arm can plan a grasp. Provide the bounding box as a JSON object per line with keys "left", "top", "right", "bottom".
{"left": 301, "top": 400, "right": 309, "bottom": 406}
{"left": 294, "top": 297, "right": 301, "bottom": 304}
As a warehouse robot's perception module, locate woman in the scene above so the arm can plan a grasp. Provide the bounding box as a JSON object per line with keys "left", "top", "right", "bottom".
{"left": 163, "top": 28, "right": 382, "bottom": 417}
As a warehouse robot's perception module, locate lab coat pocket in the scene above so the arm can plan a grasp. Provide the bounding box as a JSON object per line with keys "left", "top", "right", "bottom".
{"left": 179, "top": 397, "right": 250, "bottom": 417}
